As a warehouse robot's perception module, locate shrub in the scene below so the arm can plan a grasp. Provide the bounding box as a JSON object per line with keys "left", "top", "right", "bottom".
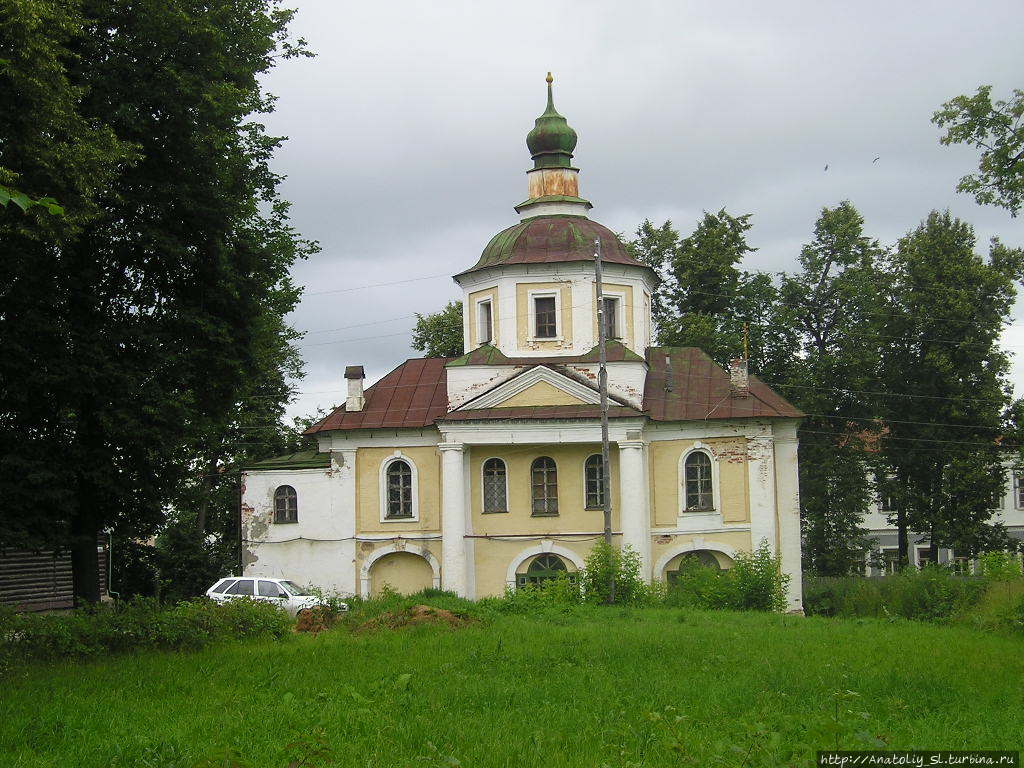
{"left": 977, "top": 551, "right": 1023, "bottom": 581}
{"left": 580, "top": 541, "right": 644, "bottom": 605}
{"left": 0, "top": 597, "right": 292, "bottom": 667}
{"left": 665, "top": 542, "right": 788, "bottom": 612}
{"left": 803, "top": 568, "right": 987, "bottom": 622}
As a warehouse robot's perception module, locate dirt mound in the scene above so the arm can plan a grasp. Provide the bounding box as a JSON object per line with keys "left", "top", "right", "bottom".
{"left": 358, "top": 604, "right": 472, "bottom": 632}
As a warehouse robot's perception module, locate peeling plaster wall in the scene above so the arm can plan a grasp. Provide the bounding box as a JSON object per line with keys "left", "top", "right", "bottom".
{"left": 241, "top": 461, "right": 357, "bottom": 595}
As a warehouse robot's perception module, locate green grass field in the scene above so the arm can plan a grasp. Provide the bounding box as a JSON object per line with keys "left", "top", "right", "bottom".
{"left": 2, "top": 607, "right": 1021, "bottom": 767}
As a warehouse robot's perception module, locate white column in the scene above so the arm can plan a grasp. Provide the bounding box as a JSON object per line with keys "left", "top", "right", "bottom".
{"left": 747, "top": 435, "right": 778, "bottom": 556}
{"left": 618, "top": 440, "right": 651, "bottom": 581}
{"left": 439, "top": 442, "right": 468, "bottom": 596}
{"left": 772, "top": 421, "right": 803, "bottom": 613}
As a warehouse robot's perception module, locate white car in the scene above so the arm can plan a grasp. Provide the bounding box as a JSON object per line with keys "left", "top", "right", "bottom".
{"left": 205, "top": 576, "right": 344, "bottom": 617}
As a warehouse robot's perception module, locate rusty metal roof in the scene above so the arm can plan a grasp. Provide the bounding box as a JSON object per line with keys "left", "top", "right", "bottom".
{"left": 456, "top": 216, "right": 652, "bottom": 278}
{"left": 643, "top": 347, "right": 803, "bottom": 421}
{"left": 304, "top": 357, "right": 451, "bottom": 434}
{"left": 306, "top": 348, "right": 801, "bottom": 434}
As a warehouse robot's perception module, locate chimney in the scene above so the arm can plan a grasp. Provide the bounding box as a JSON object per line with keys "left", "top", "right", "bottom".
{"left": 729, "top": 358, "right": 749, "bottom": 396}
{"left": 345, "top": 365, "right": 365, "bottom": 412}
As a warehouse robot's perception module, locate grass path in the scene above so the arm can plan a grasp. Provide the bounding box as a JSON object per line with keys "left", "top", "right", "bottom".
{"left": 2, "top": 608, "right": 1022, "bottom": 767}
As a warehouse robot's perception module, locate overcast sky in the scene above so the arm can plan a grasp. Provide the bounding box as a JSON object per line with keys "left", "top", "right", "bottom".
{"left": 259, "top": 0, "right": 1024, "bottom": 422}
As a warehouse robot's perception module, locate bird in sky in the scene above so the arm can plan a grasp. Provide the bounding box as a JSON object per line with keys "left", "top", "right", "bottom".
{"left": 824, "top": 164, "right": 829, "bottom": 171}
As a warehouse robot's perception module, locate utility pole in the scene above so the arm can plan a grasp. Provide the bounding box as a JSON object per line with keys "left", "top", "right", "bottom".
{"left": 594, "top": 237, "right": 615, "bottom": 602}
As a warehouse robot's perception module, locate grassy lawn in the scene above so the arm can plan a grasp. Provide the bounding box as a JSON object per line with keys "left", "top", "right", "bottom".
{"left": 1, "top": 607, "right": 1021, "bottom": 767}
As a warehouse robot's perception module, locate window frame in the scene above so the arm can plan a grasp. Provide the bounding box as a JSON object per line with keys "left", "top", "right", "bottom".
{"left": 680, "top": 448, "right": 716, "bottom": 513}
{"left": 379, "top": 453, "right": 419, "bottom": 522}
{"left": 583, "top": 453, "right": 606, "bottom": 510}
{"left": 481, "top": 457, "right": 508, "bottom": 514}
{"left": 1014, "top": 470, "right": 1024, "bottom": 510}
{"left": 226, "top": 579, "right": 255, "bottom": 596}
{"left": 530, "top": 456, "right": 559, "bottom": 517}
{"left": 476, "top": 297, "right": 493, "bottom": 346}
{"left": 273, "top": 485, "right": 298, "bottom": 524}
{"left": 528, "top": 289, "right": 561, "bottom": 341}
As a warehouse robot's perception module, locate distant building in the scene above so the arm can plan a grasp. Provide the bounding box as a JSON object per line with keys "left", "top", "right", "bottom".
{"left": 863, "top": 464, "right": 1024, "bottom": 574}
{"left": 0, "top": 537, "right": 109, "bottom": 611}
{"left": 240, "top": 76, "right": 805, "bottom": 610}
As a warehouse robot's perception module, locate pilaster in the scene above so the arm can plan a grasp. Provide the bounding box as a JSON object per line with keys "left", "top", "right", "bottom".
{"left": 439, "top": 442, "right": 468, "bottom": 596}
{"left": 618, "top": 439, "right": 651, "bottom": 581}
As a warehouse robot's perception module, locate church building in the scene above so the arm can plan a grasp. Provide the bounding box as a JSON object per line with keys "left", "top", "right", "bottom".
{"left": 240, "top": 76, "right": 805, "bottom": 611}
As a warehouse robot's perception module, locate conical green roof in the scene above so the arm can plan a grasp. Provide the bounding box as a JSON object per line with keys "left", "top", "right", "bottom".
{"left": 526, "top": 73, "right": 577, "bottom": 169}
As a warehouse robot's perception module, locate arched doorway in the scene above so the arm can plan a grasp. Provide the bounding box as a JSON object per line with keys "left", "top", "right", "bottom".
{"left": 369, "top": 551, "right": 434, "bottom": 596}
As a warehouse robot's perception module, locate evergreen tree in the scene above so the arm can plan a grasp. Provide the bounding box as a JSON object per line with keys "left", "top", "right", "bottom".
{"left": 874, "top": 211, "right": 1023, "bottom": 565}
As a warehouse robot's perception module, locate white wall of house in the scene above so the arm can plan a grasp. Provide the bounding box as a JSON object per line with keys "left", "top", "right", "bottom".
{"left": 241, "top": 460, "right": 357, "bottom": 595}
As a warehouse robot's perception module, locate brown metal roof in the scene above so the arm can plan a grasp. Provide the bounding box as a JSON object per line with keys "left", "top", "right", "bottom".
{"left": 643, "top": 347, "right": 803, "bottom": 421}
{"left": 304, "top": 357, "right": 451, "bottom": 434}
{"left": 306, "top": 348, "right": 801, "bottom": 434}
{"left": 439, "top": 404, "right": 642, "bottom": 422}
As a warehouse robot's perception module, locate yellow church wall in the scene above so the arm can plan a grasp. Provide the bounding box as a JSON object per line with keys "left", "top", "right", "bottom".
{"left": 468, "top": 444, "right": 620, "bottom": 536}
{"left": 650, "top": 530, "right": 753, "bottom": 580}
{"left": 496, "top": 380, "right": 589, "bottom": 408}
{"left": 516, "top": 281, "right": 573, "bottom": 351}
{"left": 471, "top": 537, "right": 591, "bottom": 598}
{"left": 356, "top": 446, "right": 441, "bottom": 533}
{"left": 467, "top": 287, "right": 498, "bottom": 349}
{"left": 649, "top": 437, "right": 750, "bottom": 527}
{"left": 591, "top": 282, "right": 635, "bottom": 348}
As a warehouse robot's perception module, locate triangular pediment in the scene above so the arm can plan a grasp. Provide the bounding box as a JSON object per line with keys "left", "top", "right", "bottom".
{"left": 455, "top": 365, "right": 601, "bottom": 410}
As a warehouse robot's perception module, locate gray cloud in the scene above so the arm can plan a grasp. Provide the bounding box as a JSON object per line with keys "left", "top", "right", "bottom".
{"left": 260, "top": 0, "right": 1024, "bottom": 422}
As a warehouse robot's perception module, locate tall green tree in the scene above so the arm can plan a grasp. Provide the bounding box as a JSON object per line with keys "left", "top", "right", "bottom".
{"left": 779, "top": 201, "right": 886, "bottom": 575}
{"left": 0, "top": 0, "right": 131, "bottom": 550}
{"left": 0, "top": 0, "right": 316, "bottom": 602}
{"left": 874, "top": 211, "right": 1023, "bottom": 565}
{"left": 412, "top": 300, "right": 464, "bottom": 358}
{"left": 933, "top": 86, "right": 1024, "bottom": 217}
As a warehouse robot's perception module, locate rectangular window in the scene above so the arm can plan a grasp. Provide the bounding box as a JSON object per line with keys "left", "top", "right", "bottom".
{"left": 585, "top": 455, "right": 605, "bottom": 509}
{"left": 602, "top": 297, "right": 619, "bottom": 340}
{"left": 1015, "top": 471, "right": 1024, "bottom": 509}
{"left": 482, "top": 458, "right": 507, "bottom": 513}
{"left": 916, "top": 547, "right": 935, "bottom": 568}
{"left": 881, "top": 548, "right": 899, "bottom": 575}
{"left": 534, "top": 296, "right": 557, "bottom": 338}
{"left": 478, "top": 300, "right": 492, "bottom": 345}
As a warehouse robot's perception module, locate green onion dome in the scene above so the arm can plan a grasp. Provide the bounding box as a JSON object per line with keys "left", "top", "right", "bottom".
{"left": 526, "top": 73, "right": 578, "bottom": 169}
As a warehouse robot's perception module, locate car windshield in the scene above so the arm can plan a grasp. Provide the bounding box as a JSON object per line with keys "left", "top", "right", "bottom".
{"left": 280, "top": 581, "right": 309, "bottom": 596}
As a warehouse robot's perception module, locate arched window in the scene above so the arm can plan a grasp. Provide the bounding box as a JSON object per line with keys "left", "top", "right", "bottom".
{"left": 517, "top": 553, "right": 570, "bottom": 588}
{"left": 584, "top": 454, "right": 606, "bottom": 509}
{"left": 386, "top": 459, "right": 414, "bottom": 519}
{"left": 683, "top": 451, "right": 713, "bottom": 511}
{"left": 531, "top": 457, "right": 558, "bottom": 516}
{"left": 273, "top": 485, "right": 298, "bottom": 524}
{"left": 482, "top": 458, "right": 507, "bottom": 513}
{"left": 667, "top": 550, "right": 723, "bottom": 586}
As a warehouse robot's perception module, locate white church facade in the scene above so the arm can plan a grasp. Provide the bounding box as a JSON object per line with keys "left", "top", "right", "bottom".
{"left": 240, "top": 76, "right": 806, "bottom": 611}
